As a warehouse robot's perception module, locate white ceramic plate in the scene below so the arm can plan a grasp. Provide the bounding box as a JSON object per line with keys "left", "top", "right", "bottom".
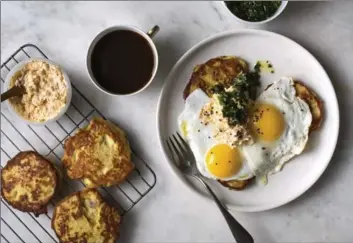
{"left": 157, "top": 29, "right": 339, "bottom": 212}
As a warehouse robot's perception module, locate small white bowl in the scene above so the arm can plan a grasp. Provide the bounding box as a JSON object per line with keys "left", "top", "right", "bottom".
{"left": 4, "top": 58, "right": 72, "bottom": 126}
{"left": 222, "top": 1, "right": 288, "bottom": 25}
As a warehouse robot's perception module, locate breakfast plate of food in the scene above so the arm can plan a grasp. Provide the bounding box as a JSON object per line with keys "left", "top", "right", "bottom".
{"left": 157, "top": 29, "right": 339, "bottom": 212}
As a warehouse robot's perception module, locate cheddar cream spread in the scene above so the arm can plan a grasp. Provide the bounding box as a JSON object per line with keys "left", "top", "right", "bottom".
{"left": 9, "top": 60, "right": 67, "bottom": 122}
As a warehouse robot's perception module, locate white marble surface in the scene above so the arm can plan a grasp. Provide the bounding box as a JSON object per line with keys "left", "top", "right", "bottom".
{"left": 1, "top": 1, "right": 353, "bottom": 242}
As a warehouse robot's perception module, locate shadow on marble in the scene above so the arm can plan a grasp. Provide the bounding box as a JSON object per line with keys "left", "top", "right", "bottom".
{"left": 274, "top": 1, "right": 329, "bottom": 23}
{"left": 118, "top": 210, "right": 138, "bottom": 243}
{"left": 142, "top": 32, "right": 189, "bottom": 95}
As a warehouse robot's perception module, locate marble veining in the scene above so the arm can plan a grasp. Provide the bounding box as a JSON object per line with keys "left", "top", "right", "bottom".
{"left": 1, "top": 1, "right": 353, "bottom": 242}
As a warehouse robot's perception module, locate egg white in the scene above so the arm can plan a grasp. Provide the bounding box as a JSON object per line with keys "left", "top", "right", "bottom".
{"left": 178, "top": 89, "right": 254, "bottom": 181}
{"left": 242, "top": 77, "right": 312, "bottom": 182}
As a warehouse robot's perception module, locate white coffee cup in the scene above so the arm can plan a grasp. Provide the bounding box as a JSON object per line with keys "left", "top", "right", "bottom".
{"left": 86, "top": 25, "right": 159, "bottom": 96}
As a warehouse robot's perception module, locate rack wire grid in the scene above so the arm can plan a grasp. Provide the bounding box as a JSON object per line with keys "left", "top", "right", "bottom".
{"left": 0, "top": 44, "right": 157, "bottom": 243}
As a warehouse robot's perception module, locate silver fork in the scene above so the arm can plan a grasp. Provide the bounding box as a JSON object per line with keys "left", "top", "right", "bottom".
{"left": 166, "top": 132, "right": 254, "bottom": 243}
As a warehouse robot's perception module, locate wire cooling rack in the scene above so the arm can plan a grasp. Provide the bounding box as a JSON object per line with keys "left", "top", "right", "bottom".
{"left": 0, "top": 44, "right": 157, "bottom": 243}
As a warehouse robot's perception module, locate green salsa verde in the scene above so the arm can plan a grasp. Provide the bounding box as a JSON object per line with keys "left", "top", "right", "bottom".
{"left": 225, "top": 1, "right": 281, "bottom": 22}
{"left": 212, "top": 71, "right": 260, "bottom": 126}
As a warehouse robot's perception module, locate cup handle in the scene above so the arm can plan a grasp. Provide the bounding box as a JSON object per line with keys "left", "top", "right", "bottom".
{"left": 147, "top": 25, "right": 160, "bottom": 39}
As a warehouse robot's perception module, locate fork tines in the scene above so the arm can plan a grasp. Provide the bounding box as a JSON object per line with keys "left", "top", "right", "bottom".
{"left": 166, "top": 132, "right": 189, "bottom": 165}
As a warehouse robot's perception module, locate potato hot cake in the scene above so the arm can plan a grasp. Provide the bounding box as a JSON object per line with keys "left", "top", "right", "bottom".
{"left": 294, "top": 81, "right": 323, "bottom": 133}
{"left": 183, "top": 56, "right": 249, "bottom": 99}
{"left": 1, "top": 151, "right": 58, "bottom": 215}
{"left": 52, "top": 189, "right": 121, "bottom": 243}
{"left": 63, "top": 117, "right": 134, "bottom": 187}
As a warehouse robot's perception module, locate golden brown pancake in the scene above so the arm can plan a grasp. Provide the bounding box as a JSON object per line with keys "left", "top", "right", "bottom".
{"left": 294, "top": 81, "right": 323, "bottom": 133}
{"left": 63, "top": 117, "right": 134, "bottom": 187}
{"left": 1, "top": 151, "right": 58, "bottom": 216}
{"left": 52, "top": 189, "right": 121, "bottom": 243}
{"left": 183, "top": 56, "right": 248, "bottom": 99}
{"left": 218, "top": 178, "right": 252, "bottom": 191}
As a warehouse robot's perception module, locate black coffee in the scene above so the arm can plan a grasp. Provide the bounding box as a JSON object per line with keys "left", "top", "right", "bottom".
{"left": 90, "top": 30, "right": 154, "bottom": 94}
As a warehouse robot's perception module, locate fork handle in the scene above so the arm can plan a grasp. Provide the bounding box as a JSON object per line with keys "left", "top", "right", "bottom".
{"left": 196, "top": 177, "right": 254, "bottom": 243}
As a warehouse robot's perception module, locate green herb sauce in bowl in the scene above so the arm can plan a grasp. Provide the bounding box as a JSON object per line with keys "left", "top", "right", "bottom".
{"left": 223, "top": 1, "right": 287, "bottom": 24}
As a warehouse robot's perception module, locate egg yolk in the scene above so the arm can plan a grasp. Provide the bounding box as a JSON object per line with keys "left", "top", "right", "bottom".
{"left": 250, "top": 103, "right": 285, "bottom": 142}
{"left": 205, "top": 144, "right": 242, "bottom": 178}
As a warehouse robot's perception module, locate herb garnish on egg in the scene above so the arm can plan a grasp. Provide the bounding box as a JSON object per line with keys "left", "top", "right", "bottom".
{"left": 212, "top": 71, "right": 260, "bottom": 126}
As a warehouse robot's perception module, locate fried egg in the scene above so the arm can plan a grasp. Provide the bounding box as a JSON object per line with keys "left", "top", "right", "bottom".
{"left": 243, "top": 77, "right": 312, "bottom": 182}
{"left": 178, "top": 89, "right": 254, "bottom": 181}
